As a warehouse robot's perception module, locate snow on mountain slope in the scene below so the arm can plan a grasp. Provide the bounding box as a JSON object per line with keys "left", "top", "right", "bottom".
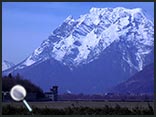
{"left": 2, "top": 60, "right": 15, "bottom": 71}
{"left": 4, "top": 7, "right": 154, "bottom": 93}
{"left": 10, "top": 7, "right": 154, "bottom": 72}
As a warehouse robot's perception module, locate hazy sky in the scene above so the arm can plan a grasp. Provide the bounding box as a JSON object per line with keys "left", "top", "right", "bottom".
{"left": 2, "top": 2, "right": 154, "bottom": 64}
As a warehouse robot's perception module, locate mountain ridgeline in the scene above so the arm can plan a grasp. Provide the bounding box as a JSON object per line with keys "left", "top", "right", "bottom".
{"left": 3, "top": 7, "right": 154, "bottom": 94}
{"left": 2, "top": 60, "right": 15, "bottom": 71}
{"left": 110, "top": 63, "right": 154, "bottom": 94}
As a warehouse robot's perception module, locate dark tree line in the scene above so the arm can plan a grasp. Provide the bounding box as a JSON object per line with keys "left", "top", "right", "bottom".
{"left": 2, "top": 73, "right": 44, "bottom": 98}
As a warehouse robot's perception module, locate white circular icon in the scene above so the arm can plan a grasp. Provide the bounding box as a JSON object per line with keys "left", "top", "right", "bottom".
{"left": 10, "top": 85, "right": 32, "bottom": 112}
{"left": 10, "top": 84, "right": 26, "bottom": 101}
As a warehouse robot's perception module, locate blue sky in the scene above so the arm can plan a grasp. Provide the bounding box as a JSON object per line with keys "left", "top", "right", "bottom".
{"left": 2, "top": 2, "right": 154, "bottom": 64}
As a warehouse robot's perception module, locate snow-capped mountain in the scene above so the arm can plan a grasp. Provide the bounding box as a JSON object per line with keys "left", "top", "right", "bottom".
{"left": 13, "top": 7, "right": 154, "bottom": 71}
{"left": 4, "top": 7, "right": 154, "bottom": 93}
{"left": 2, "top": 60, "right": 15, "bottom": 71}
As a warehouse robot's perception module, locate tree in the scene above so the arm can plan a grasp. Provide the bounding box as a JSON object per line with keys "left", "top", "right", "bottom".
{"left": 2, "top": 73, "right": 44, "bottom": 98}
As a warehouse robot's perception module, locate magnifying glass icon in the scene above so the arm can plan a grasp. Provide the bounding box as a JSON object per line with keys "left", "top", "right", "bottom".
{"left": 10, "top": 85, "right": 32, "bottom": 112}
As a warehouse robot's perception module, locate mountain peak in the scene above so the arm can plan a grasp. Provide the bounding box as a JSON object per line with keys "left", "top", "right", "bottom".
{"left": 89, "top": 7, "right": 143, "bottom": 13}
{"left": 2, "top": 60, "right": 15, "bottom": 71}
{"left": 89, "top": 7, "right": 102, "bottom": 13}
{"left": 9, "top": 7, "right": 154, "bottom": 72}
{"left": 64, "top": 15, "right": 74, "bottom": 23}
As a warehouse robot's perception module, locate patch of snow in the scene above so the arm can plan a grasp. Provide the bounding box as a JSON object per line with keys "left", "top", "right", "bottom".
{"left": 52, "top": 35, "right": 75, "bottom": 61}
{"left": 66, "top": 90, "right": 72, "bottom": 94}
{"left": 122, "top": 56, "right": 139, "bottom": 71}
{"left": 23, "top": 57, "right": 35, "bottom": 66}
{"left": 2, "top": 60, "right": 14, "bottom": 71}
{"left": 118, "top": 16, "right": 129, "bottom": 28}
{"left": 100, "top": 24, "right": 120, "bottom": 46}
{"left": 34, "top": 47, "right": 43, "bottom": 55}
{"left": 75, "top": 30, "right": 98, "bottom": 63}
{"left": 135, "top": 53, "right": 143, "bottom": 71}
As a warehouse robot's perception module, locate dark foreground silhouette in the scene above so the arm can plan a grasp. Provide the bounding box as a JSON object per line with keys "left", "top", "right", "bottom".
{"left": 3, "top": 103, "right": 153, "bottom": 115}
